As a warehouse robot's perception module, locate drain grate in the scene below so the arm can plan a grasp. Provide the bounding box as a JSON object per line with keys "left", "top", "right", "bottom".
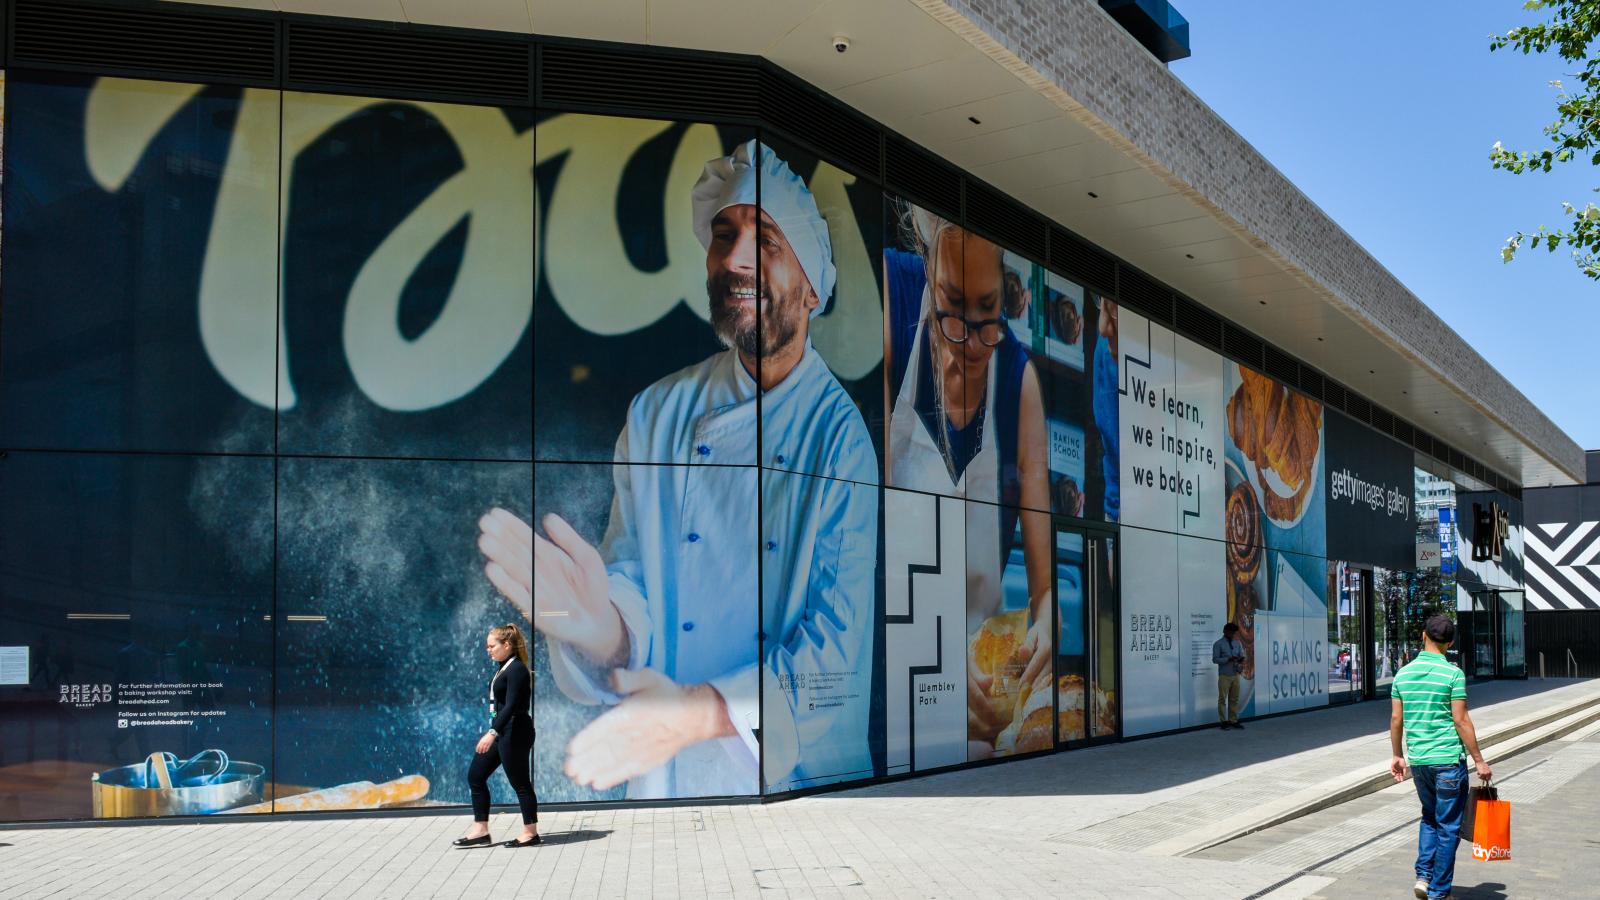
{"left": 753, "top": 866, "right": 864, "bottom": 891}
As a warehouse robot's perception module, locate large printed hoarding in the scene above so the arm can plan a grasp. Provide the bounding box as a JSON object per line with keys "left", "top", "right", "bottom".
{"left": 0, "top": 70, "right": 1417, "bottom": 821}
{"left": 532, "top": 123, "right": 887, "bottom": 801}
{"left": 1116, "top": 305, "right": 1329, "bottom": 736}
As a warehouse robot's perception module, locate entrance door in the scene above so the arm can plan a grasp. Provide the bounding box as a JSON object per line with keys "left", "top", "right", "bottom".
{"left": 1471, "top": 591, "right": 1498, "bottom": 678}
{"left": 1360, "top": 567, "right": 1377, "bottom": 700}
{"left": 1499, "top": 590, "right": 1526, "bottom": 678}
{"left": 1328, "top": 562, "right": 1364, "bottom": 705}
{"left": 1053, "top": 521, "right": 1119, "bottom": 748}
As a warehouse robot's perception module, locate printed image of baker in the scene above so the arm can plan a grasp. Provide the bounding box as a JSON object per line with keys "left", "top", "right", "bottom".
{"left": 882, "top": 202, "right": 1052, "bottom": 758}
{"left": 477, "top": 140, "right": 879, "bottom": 798}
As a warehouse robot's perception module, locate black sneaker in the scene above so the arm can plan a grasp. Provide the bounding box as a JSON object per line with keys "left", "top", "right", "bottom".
{"left": 1232, "top": 721, "right": 1244, "bottom": 729}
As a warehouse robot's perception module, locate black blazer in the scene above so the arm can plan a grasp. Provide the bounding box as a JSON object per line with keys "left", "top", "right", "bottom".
{"left": 489, "top": 657, "right": 532, "bottom": 736}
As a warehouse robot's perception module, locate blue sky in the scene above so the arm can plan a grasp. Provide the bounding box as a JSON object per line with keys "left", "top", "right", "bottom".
{"left": 1171, "top": 0, "right": 1598, "bottom": 451}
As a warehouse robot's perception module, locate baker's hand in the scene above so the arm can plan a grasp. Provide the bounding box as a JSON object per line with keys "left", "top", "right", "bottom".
{"left": 966, "top": 668, "right": 1009, "bottom": 743}
{"left": 478, "top": 509, "right": 627, "bottom": 668}
{"left": 1019, "top": 614, "right": 1050, "bottom": 691}
{"left": 476, "top": 732, "right": 496, "bottom": 754}
{"left": 564, "top": 669, "right": 731, "bottom": 791}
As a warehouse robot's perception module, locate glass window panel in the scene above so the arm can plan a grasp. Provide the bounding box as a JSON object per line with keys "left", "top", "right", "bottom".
{"left": 0, "top": 74, "right": 278, "bottom": 454}
{"left": 533, "top": 112, "right": 752, "bottom": 464}
{"left": 1090, "top": 296, "right": 1121, "bottom": 523}
{"left": 966, "top": 499, "right": 1053, "bottom": 761}
{"left": 532, "top": 461, "right": 758, "bottom": 801}
{"left": 1055, "top": 528, "right": 1088, "bottom": 744}
{"left": 278, "top": 91, "right": 533, "bottom": 460}
{"left": 0, "top": 451, "right": 274, "bottom": 821}
{"left": 1327, "top": 561, "right": 1362, "bottom": 704}
{"left": 1500, "top": 590, "right": 1526, "bottom": 677}
{"left": 1119, "top": 527, "right": 1179, "bottom": 737}
{"left": 882, "top": 488, "right": 968, "bottom": 775}
{"left": 273, "top": 456, "right": 532, "bottom": 811}
{"left": 1091, "top": 533, "right": 1119, "bottom": 739}
{"left": 1222, "top": 361, "right": 1326, "bottom": 559}
{"left": 757, "top": 136, "right": 885, "bottom": 485}
{"left": 1177, "top": 535, "right": 1227, "bottom": 727}
{"left": 883, "top": 196, "right": 977, "bottom": 502}
{"left": 760, "top": 469, "right": 881, "bottom": 793}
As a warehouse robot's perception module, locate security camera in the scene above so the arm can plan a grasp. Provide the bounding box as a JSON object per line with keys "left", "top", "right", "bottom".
{"left": 833, "top": 35, "right": 852, "bottom": 54}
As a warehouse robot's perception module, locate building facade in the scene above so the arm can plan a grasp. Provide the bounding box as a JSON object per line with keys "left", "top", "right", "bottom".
{"left": 0, "top": 0, "right": 1578, "bottom": 822}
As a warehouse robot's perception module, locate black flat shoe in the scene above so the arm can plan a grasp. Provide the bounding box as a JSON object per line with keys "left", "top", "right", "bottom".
{"left": 502, "top": 835, "right": 541, "bottom": 848}
{"left": 452, "top": 835, "right": 492, "bottom": 848}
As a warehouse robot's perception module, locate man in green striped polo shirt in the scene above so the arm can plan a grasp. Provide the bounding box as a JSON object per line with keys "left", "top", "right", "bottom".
{"left": 1389, "top": 615, "right": 1491, "bottom": 900}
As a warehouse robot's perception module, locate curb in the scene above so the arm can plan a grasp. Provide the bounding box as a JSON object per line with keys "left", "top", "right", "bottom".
{"left": 1150, "top": 688, "right": 1600, "bottom": 858}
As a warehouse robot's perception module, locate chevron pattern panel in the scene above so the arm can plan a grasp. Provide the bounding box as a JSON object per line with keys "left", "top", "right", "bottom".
{"left": 1525, "top": 521, "right": 1600, "bottom": 610}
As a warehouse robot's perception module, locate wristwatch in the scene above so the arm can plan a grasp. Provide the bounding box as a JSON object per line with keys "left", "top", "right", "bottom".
{"left": 486, "top": 728, "right": 498, "bottom": 738}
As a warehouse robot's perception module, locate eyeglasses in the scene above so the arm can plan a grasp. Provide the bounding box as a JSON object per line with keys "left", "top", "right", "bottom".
{"left": 935, "top": 311, "right": 1005, "bottom": 347}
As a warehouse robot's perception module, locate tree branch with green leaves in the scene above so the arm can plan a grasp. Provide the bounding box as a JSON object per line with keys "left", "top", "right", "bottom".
{"left": 1491, "top": 0, "right": 1600, "bottom": 277}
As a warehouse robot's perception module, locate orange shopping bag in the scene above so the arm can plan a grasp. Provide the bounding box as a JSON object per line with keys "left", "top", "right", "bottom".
{"left": 1469, "top": 786, "right": 1511, "bottom": 861}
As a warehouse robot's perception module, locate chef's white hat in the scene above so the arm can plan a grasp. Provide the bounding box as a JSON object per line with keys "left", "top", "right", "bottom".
{"left": 691, "top": 139, "right": 836, "bottom": 316}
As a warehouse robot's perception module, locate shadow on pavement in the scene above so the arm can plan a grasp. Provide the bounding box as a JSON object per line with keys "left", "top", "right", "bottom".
{"left": 836, "top": 679, "right": 1592, "bottom": 800}
{"left": 1452, "top": 881, "right": 1508, "bottom": 899}
{"left": 540, "top": 829, "right": 611, "bottom": 846}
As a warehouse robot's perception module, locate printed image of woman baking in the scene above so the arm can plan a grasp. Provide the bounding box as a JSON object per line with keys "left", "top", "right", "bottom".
{"left": 882, "top": 199, "right": 1053, "bottom": 761}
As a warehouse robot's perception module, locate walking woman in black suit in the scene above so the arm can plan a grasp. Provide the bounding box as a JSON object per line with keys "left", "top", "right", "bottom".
{"left": 454, "top": 623, "right": 539, "bottom": 848}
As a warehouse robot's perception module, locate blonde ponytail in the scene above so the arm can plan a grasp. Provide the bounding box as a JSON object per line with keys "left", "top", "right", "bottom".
{"left": 491, "top": 623, "right": 530, "bottom": 667}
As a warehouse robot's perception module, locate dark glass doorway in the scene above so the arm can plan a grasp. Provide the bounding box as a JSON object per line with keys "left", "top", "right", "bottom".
{"left": 1469, "top": 589, "right": 1527, "bottom": 679}
{"left": 1054, "top": 522, "right": 1119, "bottom": 749}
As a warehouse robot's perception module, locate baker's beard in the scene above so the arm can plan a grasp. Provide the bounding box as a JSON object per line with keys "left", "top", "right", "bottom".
{"left": 707, "top": 272, "right": 803, "bottom": 358}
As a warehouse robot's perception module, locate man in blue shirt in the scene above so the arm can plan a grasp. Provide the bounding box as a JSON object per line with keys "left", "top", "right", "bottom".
{"left": 479, "top": 141, "right": 879, "bottom": 798}
{"left": 1212, "top": 622, "right": 1246, "bottom": 729}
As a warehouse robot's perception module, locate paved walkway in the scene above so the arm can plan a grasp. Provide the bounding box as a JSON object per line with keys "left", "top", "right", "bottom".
{"left": 0, "top": 678, "right": 1595, "bottom": 899}
{"left": 1199, "top": 717, "right": 1600, "bottom": 899}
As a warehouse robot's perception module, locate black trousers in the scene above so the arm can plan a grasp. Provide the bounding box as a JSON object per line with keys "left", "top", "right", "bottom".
{"left": 466, "top": 721, "right": 537, "bottom": 824}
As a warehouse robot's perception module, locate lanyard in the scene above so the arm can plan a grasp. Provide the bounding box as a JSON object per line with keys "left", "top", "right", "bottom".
{"left": 489, "top": 658, "right": 514, "bottom": 707}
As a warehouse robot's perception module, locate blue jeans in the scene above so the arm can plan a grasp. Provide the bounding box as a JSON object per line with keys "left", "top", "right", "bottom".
{"left": 1412, "top": 759, "right": 1467, "bottom": 898}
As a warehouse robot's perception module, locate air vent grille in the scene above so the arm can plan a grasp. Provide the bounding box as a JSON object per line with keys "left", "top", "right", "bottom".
{"left": 1048, "top": 225, "right": 1116, "bottom": 294}
{"left": 1413, "top": 429, "right": 1434, "bottom": 457}
{"left": 1391, "top": 419, "right": 1413, "bottom": 447}
{"left": 1297, "top": 367, "right": 1325, "bottom": 402}
{"left": 11, "top": 0, "right": 278, "bottom": 83}
{"left": 539, "top": 44, "right": 756, "bottom": 120}
{"left": 1323, "top": 380, "right": 1347, "bottom": 412}
{"left": 1173, "top": 295, "right": 1222, "bottom": 349}
{"left": 1263, "top": 343, "right": 1299, "bottom": 386}
{"left": 289, "top": 22, "right": 527, "bottom": 104}
{"left": 1344, "top": 392, "right": 1372, "bottom": 424}
{"left": 1369, "top": 405, "right": 1394, "bottom": 436}
{"left": 1222, "top": 324, "right": 1264, "bottom": 370}
{"left": 1118, "top": 267, "right": 1172, "bottom": 324}
{"left": 964, "top": 179, "right": 1046, "bottom": 261}
{"left": 759, "top": 70, "right": 880, "bottom": 180}
{"left": 884, "top": 135, "right": 961, "bottom": 219}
